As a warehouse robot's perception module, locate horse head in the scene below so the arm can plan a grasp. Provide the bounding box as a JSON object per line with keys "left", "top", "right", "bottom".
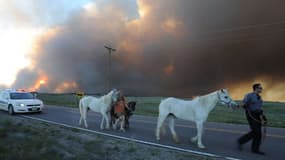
{"left": 218, "top": 89, "right": 238, "bottom": 108}
{"left": 127, "top": 101, "right": 136, "bottom": 112}
{"left": 110, "top": 89, "right": 120, "bottom": 103}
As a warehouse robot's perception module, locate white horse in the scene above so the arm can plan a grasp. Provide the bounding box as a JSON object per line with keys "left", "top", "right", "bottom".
{"left": 155, "top": 89, "right": 237, "bottom": 149}
{"left": 79, "top": 89, "right": 119, "bottom": 129}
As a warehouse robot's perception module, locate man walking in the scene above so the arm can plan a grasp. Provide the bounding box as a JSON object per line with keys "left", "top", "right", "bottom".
{"left": 237, "top": 83, "right": 267, "bottom": 155}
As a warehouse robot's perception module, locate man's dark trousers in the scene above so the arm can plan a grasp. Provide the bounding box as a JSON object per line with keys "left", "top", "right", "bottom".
{"left": 238, "top": 110, "right": 262, "bottom": 152}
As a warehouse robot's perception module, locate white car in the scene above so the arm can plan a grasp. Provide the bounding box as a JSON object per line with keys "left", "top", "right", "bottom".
{"left": 0, "top": 89, "right": 44, "bottom": 115}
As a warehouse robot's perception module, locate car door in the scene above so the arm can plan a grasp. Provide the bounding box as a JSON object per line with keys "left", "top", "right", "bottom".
{"left": 0, "top": 92, "right": 9, "bottom": 111}
{"left": 0, "top": 91, "right": 6, "bottom": 110}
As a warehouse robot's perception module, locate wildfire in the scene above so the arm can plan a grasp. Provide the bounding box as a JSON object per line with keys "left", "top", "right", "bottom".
{"left": 228, "top": 78, "right": 285, "bottom": 102}
{"left": 39, "top": 80, "right": 46, "bottom": 84}
{"left": 29, "top": 76, "right": 48, "bottom": 92}
{"left": 55, "top": 81, "right": 79, "bottom": 93}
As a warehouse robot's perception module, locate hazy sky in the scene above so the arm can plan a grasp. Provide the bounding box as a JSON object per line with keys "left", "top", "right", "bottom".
{"left": 0, "top": 0, "right": 284, "bottom": 101}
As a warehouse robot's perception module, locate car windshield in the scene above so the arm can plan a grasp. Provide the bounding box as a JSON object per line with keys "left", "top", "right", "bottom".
{"left": 10, "top": 92, "right": 34, "bottom": 99}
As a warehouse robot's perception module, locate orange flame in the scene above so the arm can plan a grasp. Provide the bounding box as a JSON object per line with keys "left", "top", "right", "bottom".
{"left": 54, "top": 81, "right": 79, "bottom": 93}
{"left": 29, "top": 76, "right": 48, "bottom": 92}
{"left": 228, "top": 78, "right": 285, "bottom": 102}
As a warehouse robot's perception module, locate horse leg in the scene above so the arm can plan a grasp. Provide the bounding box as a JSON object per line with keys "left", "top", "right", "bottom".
{"left": 79, "top": 109, "right": 83, "bottom": 126}
{"left": 190, "top": 122, "right": 198, "bottom": 143}
{"left": 190, "top": 136, "right": 198, "bottom": 143}
{"left": 156, "top": 113, "right": 168, "bottom": 141}
{"left": 168, "top": 115, "right": 179, "bottom": 143}
{"left": 79, "top": 115, "right": 83, "bottom": 126}
{"left": 119, "top": 116, "right": 126, "bottom": 132}
{"left": 105, "top": 116, "right": 110, "bottom": 129}
{"left": 100, "top": 116, "right": 105, "bottom": 130}
{"left": 125, "top": 117, "right": 129, "bottom": 129}
{"left": 113, "top": 118, "right": 119, "bottom": 130}
{"left": 105, "top": 112, "right": 110, "bottom": 130}
{"left": 196, "top": 121, "right": 205, "bottom": 149}
{"left": 110, "top": 113, "right": 115, "bottom": 127}
{"left": 78, "top": 102, "right": 83, "bottom": 126}
{"left": 80, "top": 106, "right": 88, "bottom": 128}
{"left": 125, "top": 114, "right": 130, "bottom": 129}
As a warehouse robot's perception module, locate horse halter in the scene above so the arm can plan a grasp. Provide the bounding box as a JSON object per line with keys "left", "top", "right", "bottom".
{"left": 217, "top": 90, "right": 233, "bottom": 107}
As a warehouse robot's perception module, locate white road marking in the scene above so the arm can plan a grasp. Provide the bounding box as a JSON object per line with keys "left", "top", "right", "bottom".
{"left": 21, "top": 115, "right": 242, "bottom": 160}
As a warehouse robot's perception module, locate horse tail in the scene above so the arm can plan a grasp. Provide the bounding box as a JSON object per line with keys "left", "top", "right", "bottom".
{"left": 79, "top": 97, "right": 90, "bottom": 128}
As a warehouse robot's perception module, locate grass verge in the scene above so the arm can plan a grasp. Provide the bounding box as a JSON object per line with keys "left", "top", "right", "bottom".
{"left": 0, "top": 113, "right": 212, "bottom": 160}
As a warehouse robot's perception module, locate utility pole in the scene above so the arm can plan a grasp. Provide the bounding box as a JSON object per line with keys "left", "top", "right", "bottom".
{"left": 104, "top": 45, "right": 116, "bottom": 92}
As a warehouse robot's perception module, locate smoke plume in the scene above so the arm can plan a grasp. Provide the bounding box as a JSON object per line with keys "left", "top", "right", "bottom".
{"left": 12, "top": 0, "right": 285, "bottom": 100}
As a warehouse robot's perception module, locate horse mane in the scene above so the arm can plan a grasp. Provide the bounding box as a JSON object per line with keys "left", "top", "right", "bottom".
{"left": 198, "top": 91, "right": 218, "bottom": 106}
{"left": 200, "top": 90, "right": 219, "bottom": 99}
{"left": 101, "top": 90, "right": 115, "bottom": 104}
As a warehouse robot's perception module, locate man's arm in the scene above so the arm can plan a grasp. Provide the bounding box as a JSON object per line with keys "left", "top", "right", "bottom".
{"left": 238, "top": 94, "right": 250, "bottom": 109}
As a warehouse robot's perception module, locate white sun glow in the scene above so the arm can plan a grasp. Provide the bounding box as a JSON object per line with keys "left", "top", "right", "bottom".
{"left": 137, "top": 0, "right": 150, "bottom": 18}
{"left": 83, "top": 1, "right": 98, "bottom": 16}
{"left": 0, "top": 28, "right": 40, "bottom": 86}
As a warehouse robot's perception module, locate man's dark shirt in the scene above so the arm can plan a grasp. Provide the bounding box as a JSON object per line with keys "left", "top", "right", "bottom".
{"left": 243, "top": 92, "right": 263, "bottom": 111}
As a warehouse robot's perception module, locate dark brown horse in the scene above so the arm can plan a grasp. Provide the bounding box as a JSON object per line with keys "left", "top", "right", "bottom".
{"left": 110, "top": 101, "right": 136, "bottom": 130}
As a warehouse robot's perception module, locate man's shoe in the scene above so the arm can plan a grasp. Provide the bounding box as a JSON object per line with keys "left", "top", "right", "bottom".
{"left": 252, "top": 150, "right": 265, "bottom": 155}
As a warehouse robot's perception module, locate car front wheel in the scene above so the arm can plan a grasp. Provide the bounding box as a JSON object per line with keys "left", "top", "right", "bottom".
{"left": 8, "top": 105, "right": 14, "bottom": 115}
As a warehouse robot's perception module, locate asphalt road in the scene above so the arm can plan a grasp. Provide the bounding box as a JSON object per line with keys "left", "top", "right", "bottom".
{"left": 17, "top": 105, "right": 285, "bottom": 160}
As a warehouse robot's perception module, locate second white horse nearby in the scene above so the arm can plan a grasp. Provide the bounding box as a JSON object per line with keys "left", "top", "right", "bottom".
{"left": 155, "top": 89, "right": 237, "bottom": 148}
{"left": 79, "top": 89, "right": 119, "bottom": 129}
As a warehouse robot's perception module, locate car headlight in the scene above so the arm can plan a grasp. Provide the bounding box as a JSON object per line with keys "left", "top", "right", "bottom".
{"left": 15, "top": 103, "right": 25, "bottom": 107}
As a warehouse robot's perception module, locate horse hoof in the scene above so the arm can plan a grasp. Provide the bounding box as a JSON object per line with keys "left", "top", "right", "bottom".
{"left": 173, "top": 135, "right": 180, "bottom": 143}
{"left": 190, "top": 138, "right": 197, "bottom": 143}
{"left": 155, "top": 135, "right": 160, "bottom": 141}
{"left": 120, "top": 128, "right": 126, "bottom": 132}
{"left": 198, "top": 145, "right": 206, "bottom": 149}
{"left": 174, "top": 140, "right": 180, "bottom": 144}
{"left": 173, "top": 138, "right": 180, "bottom": 144}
